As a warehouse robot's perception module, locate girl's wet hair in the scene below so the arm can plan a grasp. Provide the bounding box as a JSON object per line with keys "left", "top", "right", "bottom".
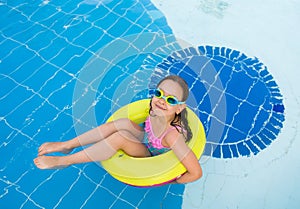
{"left": 150, "top": 75, "right": 193, "bottom": 143}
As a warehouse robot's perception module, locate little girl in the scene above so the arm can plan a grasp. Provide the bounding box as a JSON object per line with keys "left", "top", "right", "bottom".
{"left": 34, "top": 75, "right": 202, "bottom": 184}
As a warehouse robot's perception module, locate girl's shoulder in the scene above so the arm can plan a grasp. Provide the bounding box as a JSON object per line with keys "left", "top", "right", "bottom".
{"left": 163, "top": 127, "right": 186, "bottom": 148}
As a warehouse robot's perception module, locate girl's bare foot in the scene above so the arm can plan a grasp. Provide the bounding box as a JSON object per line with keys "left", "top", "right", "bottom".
{"left": 34, "top": 156, "right": 69, "bottom": 169}
{"left": 38, "top": 142, "right": 73, "bottom": 156}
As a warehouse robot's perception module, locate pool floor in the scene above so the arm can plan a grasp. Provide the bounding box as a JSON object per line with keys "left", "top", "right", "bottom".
{"left": 1, "top": 0, "right": 300, "bottom": 208}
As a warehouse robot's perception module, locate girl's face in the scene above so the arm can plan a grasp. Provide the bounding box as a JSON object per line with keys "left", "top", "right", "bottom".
{"left": 151, "top": 79, "right": 186, "bottom": 117}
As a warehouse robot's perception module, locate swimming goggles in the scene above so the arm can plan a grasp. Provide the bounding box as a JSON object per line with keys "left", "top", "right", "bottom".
{"left": 153, "top": 88, "right": 185, "bottom": 106}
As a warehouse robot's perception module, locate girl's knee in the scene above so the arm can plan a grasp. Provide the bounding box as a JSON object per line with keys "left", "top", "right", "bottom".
{"left": 113, "top": 118, "right": 140, "bottom": 132}
{"left": 114, "top": 118, "right": 132, "bottom": 128}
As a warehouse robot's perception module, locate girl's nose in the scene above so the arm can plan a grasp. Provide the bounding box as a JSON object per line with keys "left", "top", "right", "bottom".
{"left": 158, "top": 97, "right": 166, "bottom": 105}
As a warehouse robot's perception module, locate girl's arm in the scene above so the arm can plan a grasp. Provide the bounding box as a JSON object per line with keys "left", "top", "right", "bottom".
{"left": 165, "top": 133, "right": 202, "bottom": 184}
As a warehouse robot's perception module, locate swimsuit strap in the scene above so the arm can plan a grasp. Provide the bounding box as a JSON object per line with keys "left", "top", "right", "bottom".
{"left": 145, "top": 116, "right": 181, "bottom": 140}
{"left": 159, "top": 126, "right": 177, "bottom": 140}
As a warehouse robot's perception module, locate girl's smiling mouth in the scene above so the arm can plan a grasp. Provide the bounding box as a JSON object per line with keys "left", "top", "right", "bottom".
{"left": 155, "top": 103, "right": 167, "bottom": 110}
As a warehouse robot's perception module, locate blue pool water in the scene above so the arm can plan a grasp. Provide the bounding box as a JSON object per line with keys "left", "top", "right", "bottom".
{"left": 146, "top": 45, "right": 284, "bottom": 158}
{"left": 0, "top": 1, "right": 185, "bottom": 208}
{"left": 1, "top": 0, "right": 299, "bottom": 208}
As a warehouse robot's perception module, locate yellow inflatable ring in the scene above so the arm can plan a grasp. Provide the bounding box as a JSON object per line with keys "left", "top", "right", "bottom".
{"left": 101, "top": 99, "right": 206, "bottom": 187}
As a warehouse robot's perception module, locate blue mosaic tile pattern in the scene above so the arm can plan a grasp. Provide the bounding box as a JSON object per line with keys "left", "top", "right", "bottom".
{"left": 144, "top": 45, "right": 285, "bottom": 158}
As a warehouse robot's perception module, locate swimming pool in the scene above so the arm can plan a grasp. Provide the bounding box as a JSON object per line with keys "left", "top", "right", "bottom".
{"left": 0, "top": 0, "right": 299, "bottom": 208}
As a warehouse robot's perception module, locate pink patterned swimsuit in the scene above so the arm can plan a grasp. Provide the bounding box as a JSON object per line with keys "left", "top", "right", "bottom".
{"left": 142, "top": 116, "right": 178, "bottom": 156}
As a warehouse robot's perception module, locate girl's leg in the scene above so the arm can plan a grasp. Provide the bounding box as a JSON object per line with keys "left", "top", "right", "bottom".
{"left": 34, "top": 130, "right": 150, "bottom": 169}
{"left": 38, "top": 118, "right": 143, "bottom": 156}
